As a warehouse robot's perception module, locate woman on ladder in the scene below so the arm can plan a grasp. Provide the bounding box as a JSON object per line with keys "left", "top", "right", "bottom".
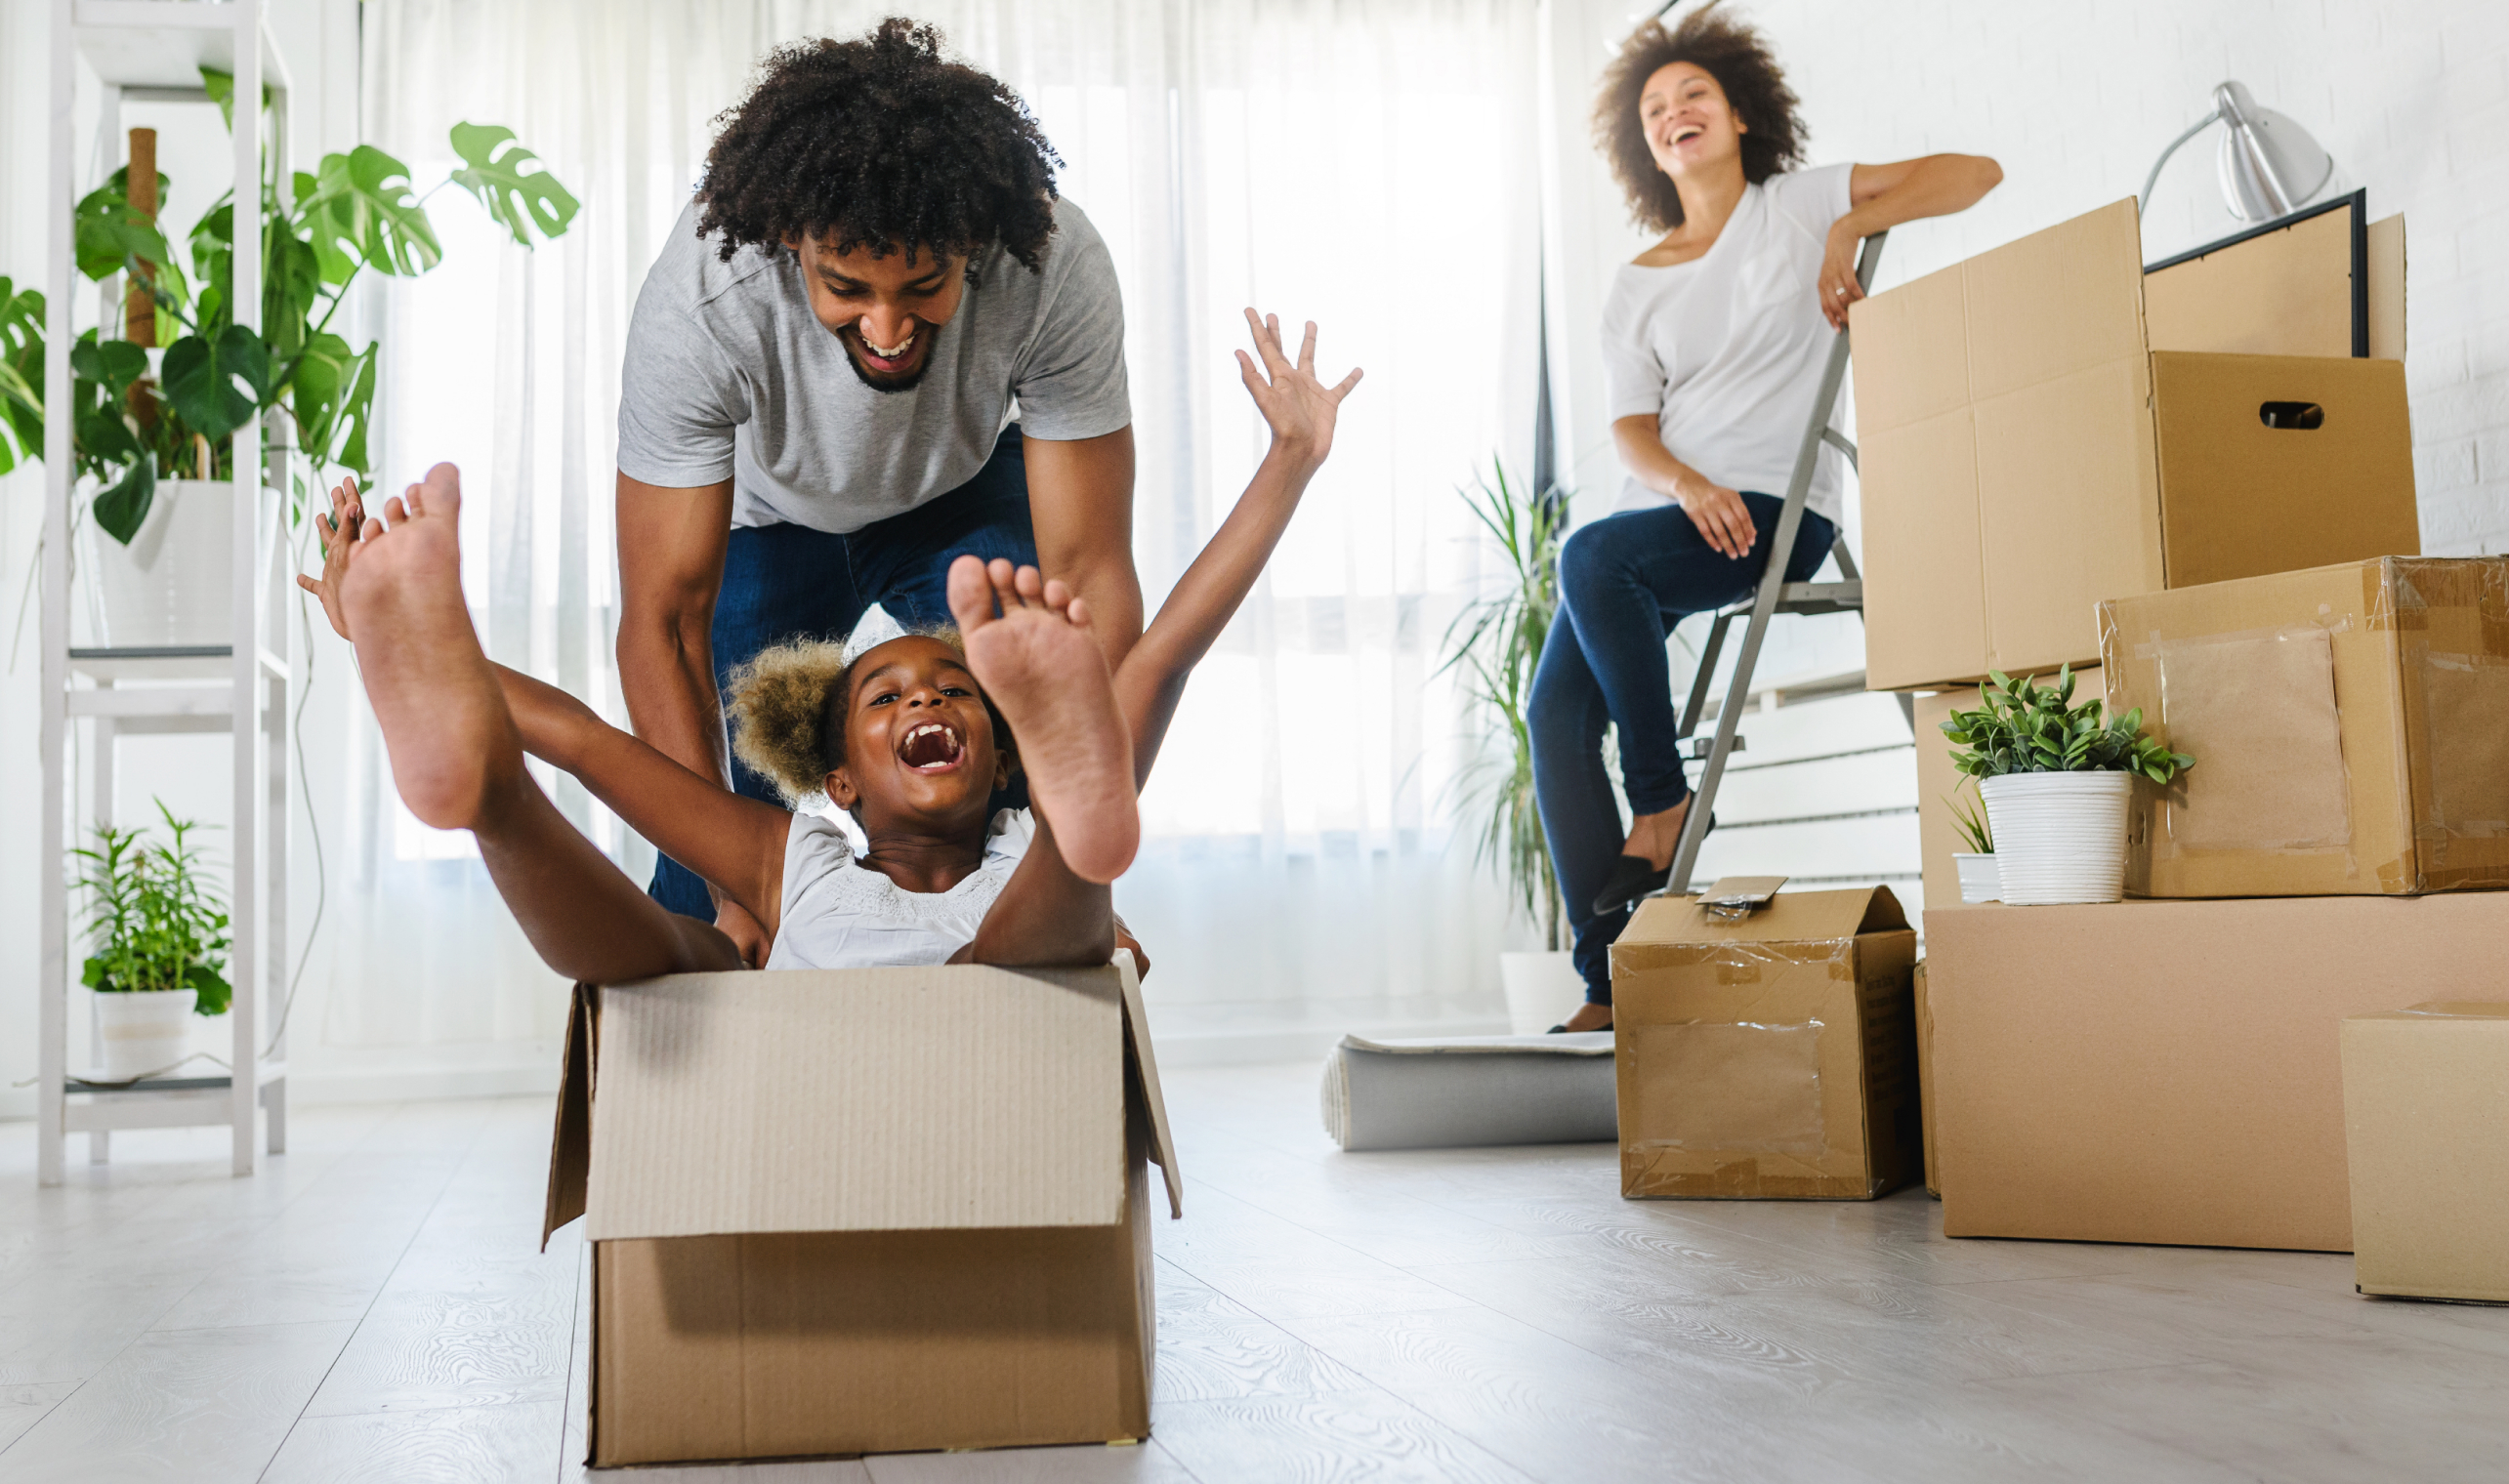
{"left": 1532, "top": 5, "right": 1998, "bottom": 1032}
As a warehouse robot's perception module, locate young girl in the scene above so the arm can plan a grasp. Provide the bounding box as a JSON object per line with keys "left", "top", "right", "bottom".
{"left": 302, "top": 311, "right": 1359, "bottom": 981}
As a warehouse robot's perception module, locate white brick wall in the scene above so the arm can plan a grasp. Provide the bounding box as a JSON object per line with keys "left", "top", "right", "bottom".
{"left": 1547, "top": 0, "right": 2509, "bottom": 556}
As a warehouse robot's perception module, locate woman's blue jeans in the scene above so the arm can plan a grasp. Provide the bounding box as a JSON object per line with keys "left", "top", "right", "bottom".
{"left": 1529, "top": 492, "right": 1836, "bottom": 1005}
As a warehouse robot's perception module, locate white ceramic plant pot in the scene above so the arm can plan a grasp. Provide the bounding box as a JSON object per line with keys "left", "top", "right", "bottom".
{"left": 1952, "top": 851, "right": 2002, "bottom": 904}
{"left": 86, "top": 478, "right": 234, "bottom": 648}
{"left": 1979, "top": 772, "right": 2133, "bottom": 905}
{"left": 94, "top": 988, "right": 198, "bottom": 1081}
{"left": 1499, "top": 950, "right": 1588, "bottom": 1035}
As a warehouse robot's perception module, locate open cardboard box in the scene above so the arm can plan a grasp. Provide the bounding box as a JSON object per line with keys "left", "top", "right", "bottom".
{"left": 542, "top": 958, "right": 1181, "bottom": 1468}
{"left": 1853, "top": 197, "right": 2417, "bottom": 692}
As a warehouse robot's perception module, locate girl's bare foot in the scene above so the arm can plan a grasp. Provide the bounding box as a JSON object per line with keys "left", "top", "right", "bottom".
{"left": 947, "top": 555, "right": 1140, "bottom": 884}
{"left": 338, "top": 464, "right": 524, "bottom": 831}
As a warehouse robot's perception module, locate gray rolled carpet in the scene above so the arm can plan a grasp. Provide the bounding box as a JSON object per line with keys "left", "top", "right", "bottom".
{"left": 1319, "top": 1032, "right": 1617, "bottom": 1151}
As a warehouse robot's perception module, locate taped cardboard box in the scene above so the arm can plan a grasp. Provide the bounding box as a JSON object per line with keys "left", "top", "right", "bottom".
{"left": 1853, "top": 197, "right": 2419, "bottom": 691}
{"left": 1611, "top": 886, "right": 1919, "bottom": 1200}
{"left": 1912, "top": 669, "right": 2106, "bottom": 909}
{"left": 541, "top": 961, "right": 1182, "bottom": 1468}
{"left": 2101, "top": 556, "right": 2509, "bottom": 897}
{"left": 1926, "top": 894, "right": 2509, "bottom": 1252}
{"left": 2341, "top": 1002, "right": 2509, "bottom": 1302}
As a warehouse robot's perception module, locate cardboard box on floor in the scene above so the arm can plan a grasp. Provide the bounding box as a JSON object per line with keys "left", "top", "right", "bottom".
{"left": 540, "top": 960, "right": 1182, "bottom": 1468}
{"left": 2101, "top": 556, "right": 2509, "bottom": 897}
{"left": 1611, "top": 886, "right": 1919, "bottom": 1201}
{"left": 1926, "top": 893, "right": 2509, "bottom": 1252}
{"left": 2341, "top": 1003, "right": 2509, "bottom": 1302}
{"left": 1853, "top": 197, "right": 2418, "bottom": 691}
{"left": 1911, "top": 668, "right": 2106, "bottom": 909}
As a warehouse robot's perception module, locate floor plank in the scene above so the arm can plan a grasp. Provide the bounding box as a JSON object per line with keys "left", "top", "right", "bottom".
{"left": 1150, "top": 1388, "right": 1533, "bottom": 1484}
{"left": 0, "top": 1321, "right": 355, "bottom": 1484}
{"left": 261, "top": 1399, "right": 567, "bottom": 1484}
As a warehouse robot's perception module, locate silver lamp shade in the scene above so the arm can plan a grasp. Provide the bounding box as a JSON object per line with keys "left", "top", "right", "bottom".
{"left": 2212, "top": 81, "right": 2334, "bottom": 222}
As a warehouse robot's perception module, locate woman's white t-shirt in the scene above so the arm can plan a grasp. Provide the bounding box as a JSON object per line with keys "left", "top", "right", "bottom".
{"left": 762, "top": 808, "right": 1032, "bottom": 970}
{"left": 1600, "top": 163, "right": 1856, "bottom": 523}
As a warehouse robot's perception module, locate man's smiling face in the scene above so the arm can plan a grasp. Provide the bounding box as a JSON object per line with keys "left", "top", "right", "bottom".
{"left": 786, "top": 235, "right": 971, "bottom": 392}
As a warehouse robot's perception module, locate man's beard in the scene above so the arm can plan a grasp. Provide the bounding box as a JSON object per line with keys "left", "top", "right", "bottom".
{"left": 839, "top": 324, "right": 934, "bottom": 394}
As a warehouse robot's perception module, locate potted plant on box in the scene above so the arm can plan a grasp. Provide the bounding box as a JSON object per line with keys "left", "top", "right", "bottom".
{"left": 1943, "top": 666, "right": 2194, "bottom": 905}
{"left": 18, "top": 69, "right": 576, "bottom": 646}
{"left": 72, "top": 802, "right": 232, "bottom": 1082}
{"left": 1945, "top": 785, "right": 1999, "bottom": 903}
{"left": 1440, "top": 462, "right": 1578, "bottom": 1032}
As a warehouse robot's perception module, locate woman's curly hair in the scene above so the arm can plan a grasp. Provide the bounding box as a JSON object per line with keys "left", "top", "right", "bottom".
{"left": 1592, "top": 4, "right": 1808, "bottom": 233}
{"left": 729, "top": 626, "right": 1009, "bottom": 810}
{"left": 695, "top": 17, "right": 1064, "bottom": 270}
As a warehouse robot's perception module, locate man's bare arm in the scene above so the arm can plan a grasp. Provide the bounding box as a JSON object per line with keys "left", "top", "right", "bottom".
{"left": 615, "top": 474, "right": 736, "bottom": 786}
{"left": 1023, "top": 427, "right": 1144, "bottom": 669}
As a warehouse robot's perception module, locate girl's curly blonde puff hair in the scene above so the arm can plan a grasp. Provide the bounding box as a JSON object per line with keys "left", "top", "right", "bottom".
{"left": 727, "top": 625, "right": 993, "bottom": 809}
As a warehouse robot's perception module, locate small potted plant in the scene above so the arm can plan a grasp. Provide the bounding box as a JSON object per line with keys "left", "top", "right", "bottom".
{"left": 1942, "top": 667, "right": 2193, "bottom": 905}
{"left": 1945, "top": 785, "right": 1999, "bottom": 903}
{"left": 72, "top": 803, "right": 231, "bottom": 1082}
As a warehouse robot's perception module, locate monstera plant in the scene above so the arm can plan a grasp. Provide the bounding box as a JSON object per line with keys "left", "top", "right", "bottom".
{"left": 9, "top": 67, "right": 577, "bottom": 539}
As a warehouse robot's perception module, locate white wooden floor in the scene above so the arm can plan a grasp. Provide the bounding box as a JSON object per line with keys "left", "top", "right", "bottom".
{"left": 5, "top": 1063, "right": 2507, "bottom": 1483}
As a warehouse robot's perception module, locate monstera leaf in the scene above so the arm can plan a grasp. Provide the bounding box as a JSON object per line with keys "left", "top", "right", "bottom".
{"left": 449, "top": 123, "right": 580, "bottom": 246}
{"left": 161, "top": 324, "right": 272, "bottom": 442}
{"left": 93, "top": 456, "right": 158, "bottom": 545}
{"left": 189, "top": 196, "right": 325, "bottom": 356}
{"left": 298, "top": 146, "right": 441, "bottom": 283}
{"left": 289, "top": 332, "right": 377, "bottom": 476}
{"left": 73, "top": 173, "right": 184, "bottom": 290}
{"left": 0, "top": 279, "right": 44, "bottom": 474}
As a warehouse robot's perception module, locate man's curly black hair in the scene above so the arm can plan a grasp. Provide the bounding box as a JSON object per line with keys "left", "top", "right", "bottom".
{"left": 1593, "top": 3, "right": 1808, "bottom": 233}
{"left": 695, "top": 18, "right": 1064, "bottom": 271}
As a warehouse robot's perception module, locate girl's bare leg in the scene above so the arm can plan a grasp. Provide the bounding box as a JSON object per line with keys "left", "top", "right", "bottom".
{"left": 341, "top": 465, "right": 742, "bottom": 981}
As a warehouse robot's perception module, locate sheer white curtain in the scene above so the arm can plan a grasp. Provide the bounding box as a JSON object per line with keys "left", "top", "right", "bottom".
{"left": 311, "top": 0, "right": 1543, "bottom": 1071}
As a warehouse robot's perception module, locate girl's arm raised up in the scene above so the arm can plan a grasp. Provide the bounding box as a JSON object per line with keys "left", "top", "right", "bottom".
{"left": 1113, "top": 310, "right": 1361, "bottom": 784}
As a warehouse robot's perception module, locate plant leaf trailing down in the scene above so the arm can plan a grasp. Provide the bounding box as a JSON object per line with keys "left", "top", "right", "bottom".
{"left": 71, "top": 801, "right": 233, "bottom": 1015}
{"left": 9, "top": 67, "right": 576, "bottom": 542}
{"left": 1940, "top": 665, "right": 2195, "bottom": 785}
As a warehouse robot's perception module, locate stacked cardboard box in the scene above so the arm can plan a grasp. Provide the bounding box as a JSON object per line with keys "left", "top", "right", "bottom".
{"left": 1859, "top": 199, "right": 2509, "bottom": 1259}
{"left": 1852, "top": 197, "right": 2414, "bottom": 692}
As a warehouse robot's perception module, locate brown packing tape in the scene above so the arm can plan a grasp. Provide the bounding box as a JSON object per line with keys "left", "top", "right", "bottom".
{"left": 2155, "top": 625, "right": 2352, "bottom": 852}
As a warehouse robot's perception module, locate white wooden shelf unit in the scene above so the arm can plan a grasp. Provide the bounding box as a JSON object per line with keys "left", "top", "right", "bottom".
{"left": 37, "top": 0, "right": 298, "bottom": 1184}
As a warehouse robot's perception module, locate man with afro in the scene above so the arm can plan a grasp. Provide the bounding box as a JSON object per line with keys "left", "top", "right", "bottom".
{"left": 615, "top": 19, "right": 1140, "bottom": 963}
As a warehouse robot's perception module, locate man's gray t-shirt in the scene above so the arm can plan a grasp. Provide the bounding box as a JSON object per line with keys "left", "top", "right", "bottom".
{"left": 616, "top": 197, "right": 1130, "bottom": 534}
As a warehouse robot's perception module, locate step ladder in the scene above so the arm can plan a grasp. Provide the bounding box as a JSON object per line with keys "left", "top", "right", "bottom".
{"left": 1661, "top": 229, "right": 1899, "bottom": 897}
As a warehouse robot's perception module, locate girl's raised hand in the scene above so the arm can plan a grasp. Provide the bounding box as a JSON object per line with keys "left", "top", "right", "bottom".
{"left": 1235, "top": 309, "right": 1362, "bottom": 469}
{"left": 294, "top": 475, "right": 369, "bottom": 640}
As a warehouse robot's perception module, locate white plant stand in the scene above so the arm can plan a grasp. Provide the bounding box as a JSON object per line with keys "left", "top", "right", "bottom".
{"left": 37, "top": 0, "right": 296, "bottom": 1183}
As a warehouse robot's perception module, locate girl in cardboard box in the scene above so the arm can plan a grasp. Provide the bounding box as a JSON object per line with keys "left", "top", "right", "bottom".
{"left": 297, "top": 310, "right": 1359, "bottom": 981}
{"left": 1533, "top": 5, "right": 2000, "bottom": 1030}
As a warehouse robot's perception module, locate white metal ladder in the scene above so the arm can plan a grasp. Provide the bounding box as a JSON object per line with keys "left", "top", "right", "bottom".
{"left": 1660, "top": 230, "right": 1893, "bottom": 897}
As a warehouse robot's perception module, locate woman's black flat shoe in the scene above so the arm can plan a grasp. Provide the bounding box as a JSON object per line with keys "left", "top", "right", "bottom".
{"left": 1589, "top": 813, "right": 1717, "bottom": 916}
{"left": 1590, "top": 855, "right": 1669, "bottom": 917}
{"left": 1548, "top": 1018, "right": 1611, "bottom": 1033}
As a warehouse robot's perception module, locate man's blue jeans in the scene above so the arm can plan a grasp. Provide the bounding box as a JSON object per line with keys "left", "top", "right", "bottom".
{"left": 1528, "top": 492, "right": 1836, "bottom": 1005}
{"left": 646, "top": 425, "right": 1038, "bottom": 919}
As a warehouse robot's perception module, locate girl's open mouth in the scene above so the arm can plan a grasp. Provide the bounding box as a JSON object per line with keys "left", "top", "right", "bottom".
{"left": 899, "top": 721, "right": 966, "bottom": 772}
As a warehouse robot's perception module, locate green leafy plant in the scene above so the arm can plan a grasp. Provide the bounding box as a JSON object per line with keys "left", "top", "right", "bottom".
{"left": 17, "top": 67, "right": 578, "bottom": 541}
{"left": 1945, "top": 788, "right": 1993, "bottom": 853}
{"left": 1942, "top": 666, "right": 2195, "bottom": 785}
{"left": 1440, "top": 462, "right": 1570, "bottom": 950}
{"left": 71, "top": 801, "right": 232, "bottom": 1014}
